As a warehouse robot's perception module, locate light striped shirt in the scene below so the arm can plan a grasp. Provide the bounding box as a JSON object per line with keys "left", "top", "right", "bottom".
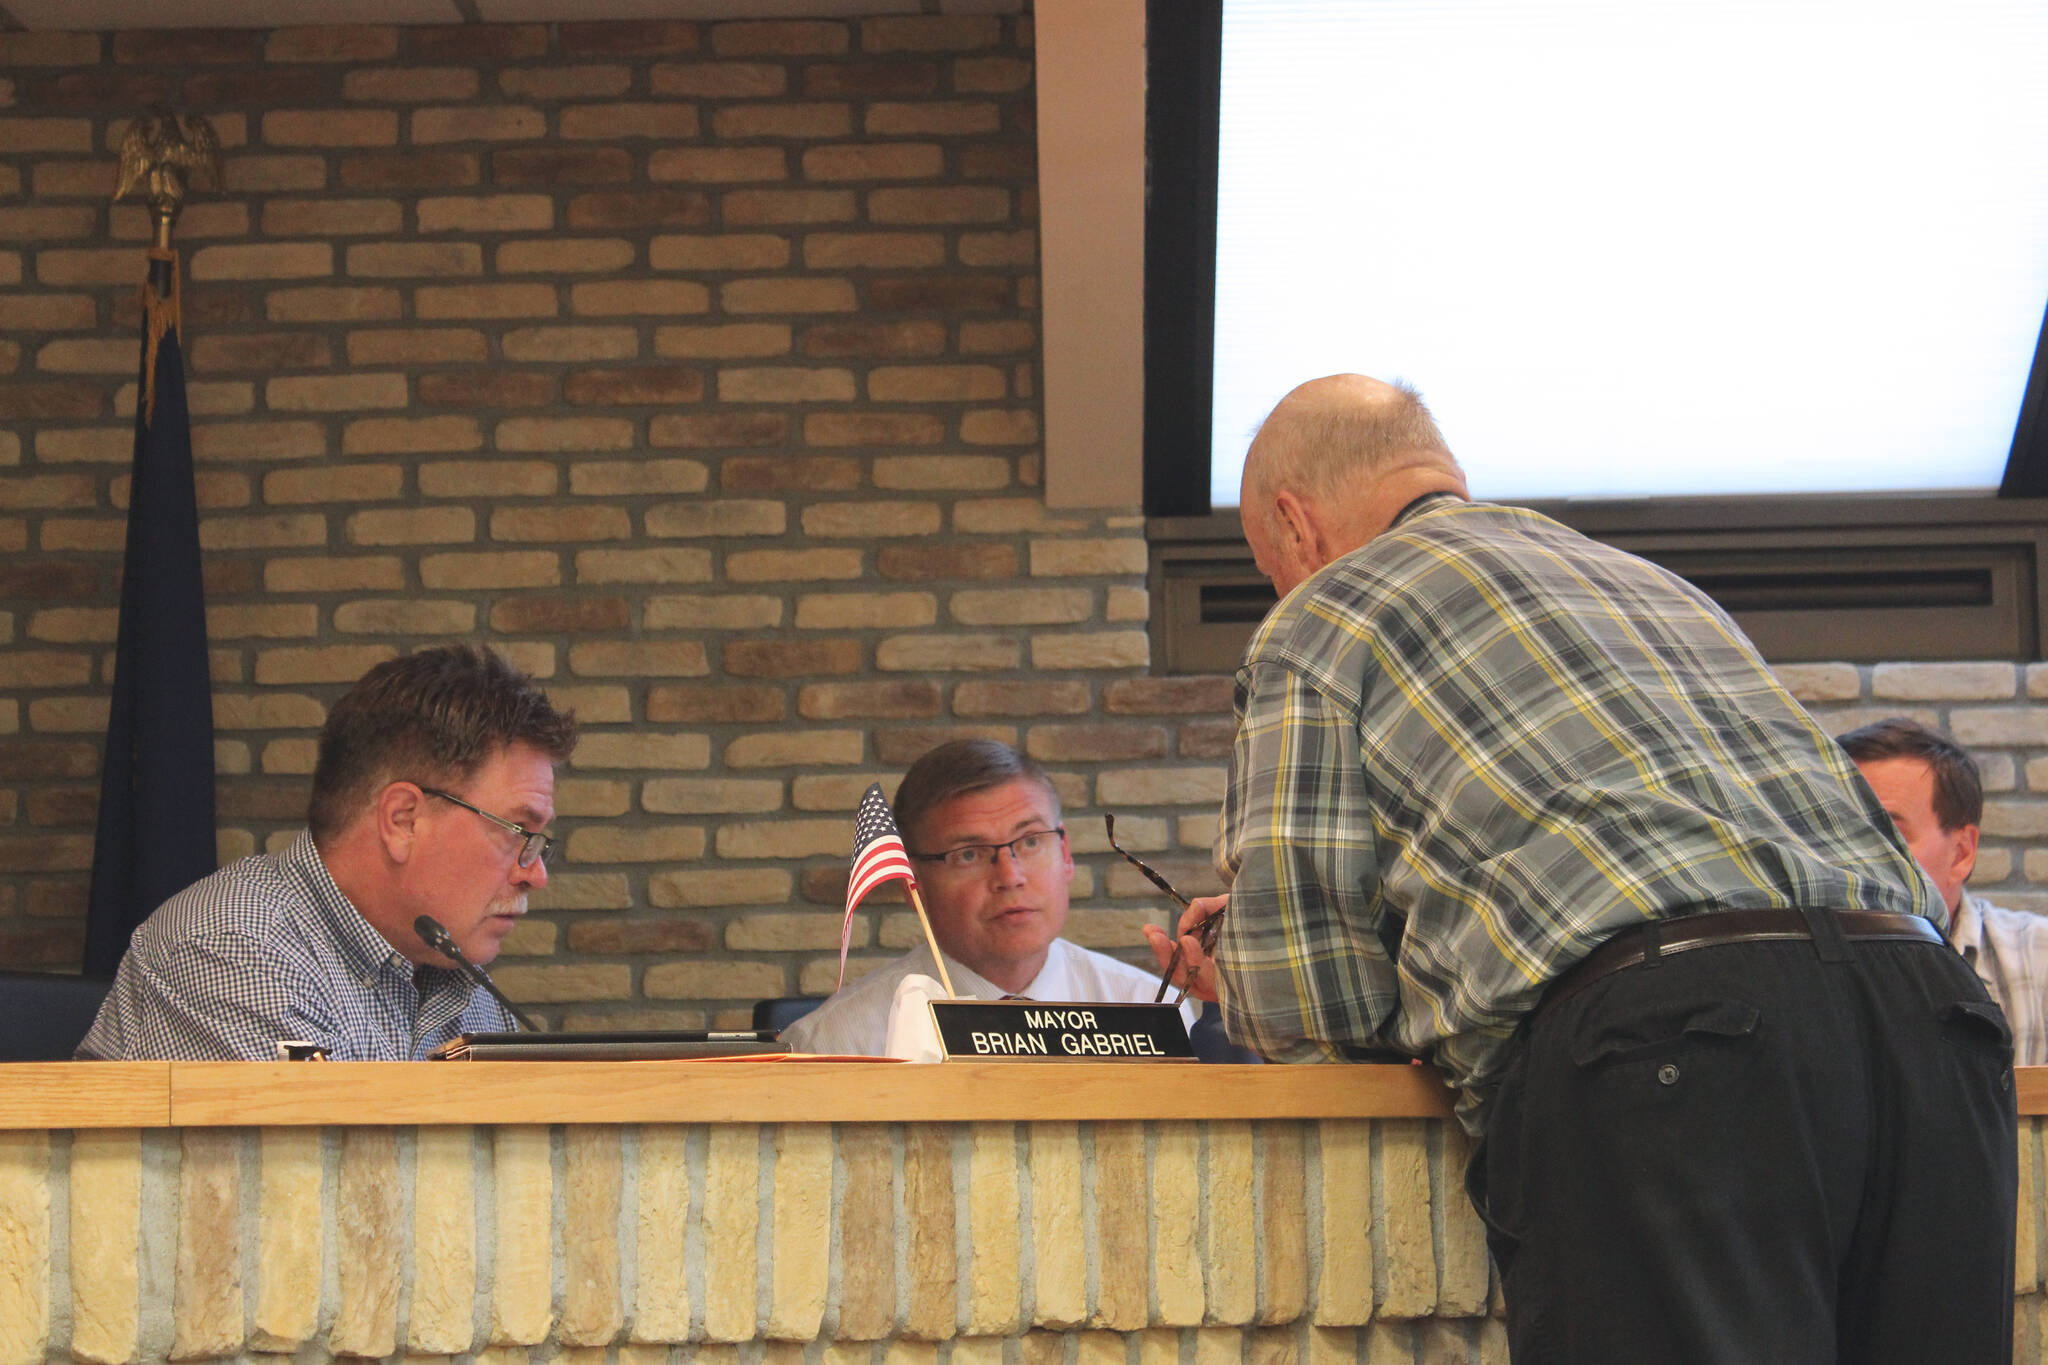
{"left": 77, "top": 829, "right": 513, "bottom": 1061}
{"left": 1214, "top": 496, "right": 1938, "bottom": 1128}
{"left": 781, "top": 938, "right": 1190, "bottom": 1057}
{"left": 1953, "top": 894, "right": 2048, "bottom": 1066}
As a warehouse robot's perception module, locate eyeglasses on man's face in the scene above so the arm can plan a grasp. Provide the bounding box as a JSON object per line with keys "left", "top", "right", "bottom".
{"left": 419, "top": 786, "right": 554, "bottom": 869}
{"left": 912, "top": 827, "right": 1067, "bottom": 875}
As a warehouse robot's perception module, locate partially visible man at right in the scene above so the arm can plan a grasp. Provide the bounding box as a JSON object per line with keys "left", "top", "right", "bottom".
{"left": 1841, "top": 716, "right": 2048, "bottom": 1065}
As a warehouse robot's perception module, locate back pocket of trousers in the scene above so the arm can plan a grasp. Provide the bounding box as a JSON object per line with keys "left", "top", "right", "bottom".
{"left": 1570, "top": 997, "right": 1761, "bottom": 1070}
{"left": 1940, "top": 998, "right": 2013, "bottom": 1065}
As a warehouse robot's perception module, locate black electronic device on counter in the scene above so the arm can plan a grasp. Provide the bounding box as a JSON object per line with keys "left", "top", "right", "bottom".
{"left": 428, "top": 1030, "right": 787, "bottom": 1061}
{"left": 412, "top": 915, "right": 789, "bottom": 1059}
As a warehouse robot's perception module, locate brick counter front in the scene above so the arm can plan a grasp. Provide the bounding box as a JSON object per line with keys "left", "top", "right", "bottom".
{"left": 4, "top": 1063, "right": 2045, "bottom": 1365}
{"left": 0, "top": 1062, "right": 1509, "bottom": 1365}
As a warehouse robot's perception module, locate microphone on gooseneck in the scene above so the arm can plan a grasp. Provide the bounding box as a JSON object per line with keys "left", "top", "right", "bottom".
{"left": 415, "top": 914, "right": 543, "bottom": 1033}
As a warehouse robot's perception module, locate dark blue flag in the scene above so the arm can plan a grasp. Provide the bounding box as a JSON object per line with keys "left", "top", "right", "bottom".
{"left": 85, "top": 252, "right": 217, "bottom": 974}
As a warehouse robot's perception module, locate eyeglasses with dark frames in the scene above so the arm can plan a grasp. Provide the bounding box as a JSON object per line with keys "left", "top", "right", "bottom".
{"left": 419, "top": 786, "right": 555, "bottom": 868}
{"left": 1105, "top": 813, "right": 1225, "bottom": 1006}
{"left": 911, "top": 827, "right": 1067, "bottom": 874}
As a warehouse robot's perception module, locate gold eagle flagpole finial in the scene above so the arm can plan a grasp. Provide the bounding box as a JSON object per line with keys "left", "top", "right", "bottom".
{"left": 114, "top": 108, "right": 222, "bottom": 253}
{"left": 113, "top": 109, "right": 221, "bottom": 424}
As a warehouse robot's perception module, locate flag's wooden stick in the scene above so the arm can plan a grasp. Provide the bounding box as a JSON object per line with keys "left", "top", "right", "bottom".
{"left": 906, "top": 883, "right": 957, "bottom": 997}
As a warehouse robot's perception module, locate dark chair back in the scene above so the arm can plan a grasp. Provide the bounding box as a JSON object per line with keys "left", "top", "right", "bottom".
{"left": 0, "top": 971, "right": 114, "bottom": 1061}
{"left": 1191, "top": 1000, "right": 1263, "bottom": 1064}
{"left": 752, "top": 996, "right": 823, "bottom": 1034}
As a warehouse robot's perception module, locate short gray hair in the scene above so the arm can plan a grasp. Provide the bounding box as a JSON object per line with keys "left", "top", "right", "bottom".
{"left": 1245, "top": 378, "right": 1461, "bottom": 514}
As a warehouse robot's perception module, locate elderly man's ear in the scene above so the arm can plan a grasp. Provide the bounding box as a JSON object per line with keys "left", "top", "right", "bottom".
{"left": 1271, "top": 488, "right": 1343, "bottom": 571}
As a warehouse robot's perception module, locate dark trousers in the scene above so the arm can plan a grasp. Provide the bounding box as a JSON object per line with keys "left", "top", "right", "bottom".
{"left": 1467, "top": 933, "right": 2018, "bottom": 1364}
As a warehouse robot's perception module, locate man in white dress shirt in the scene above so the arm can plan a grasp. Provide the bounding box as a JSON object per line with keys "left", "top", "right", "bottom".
{"left": 1841, "top": 716, "right": 2048, "bottom": 1065}
{"left": 781, "top": 740, "right": 1188, "bottom": 1055}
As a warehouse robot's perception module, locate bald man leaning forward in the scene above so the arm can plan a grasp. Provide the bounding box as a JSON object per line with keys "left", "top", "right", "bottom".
{"left": 1148, "top": 375, "right": 2018, "bottom": 1363}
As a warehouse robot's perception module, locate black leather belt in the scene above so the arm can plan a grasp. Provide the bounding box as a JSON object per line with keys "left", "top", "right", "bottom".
{"left": 1536, "top": 908, "right": 1944, "bottom": 1023}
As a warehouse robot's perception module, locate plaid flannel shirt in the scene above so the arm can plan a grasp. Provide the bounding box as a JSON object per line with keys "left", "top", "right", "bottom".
{"left": 1214, "top": 496, "right": 1939, "bottom": 1129}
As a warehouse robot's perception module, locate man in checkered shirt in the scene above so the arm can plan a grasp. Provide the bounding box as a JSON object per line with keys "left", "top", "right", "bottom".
{"left": 78, "top": 645, "right": 576, "bottom": 1061}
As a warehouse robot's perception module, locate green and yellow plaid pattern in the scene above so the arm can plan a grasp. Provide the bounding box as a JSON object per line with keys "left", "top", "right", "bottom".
{"left": 1215, "top": 497, "right": 1938, "bottom": 1127}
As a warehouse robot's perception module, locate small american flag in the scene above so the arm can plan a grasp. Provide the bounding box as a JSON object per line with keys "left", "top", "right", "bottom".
{"left": 841, "top": 783, "right": 917, "bottom": 987}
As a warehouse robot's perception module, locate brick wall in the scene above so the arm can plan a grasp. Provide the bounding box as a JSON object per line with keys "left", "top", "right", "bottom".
{"left": 3, "top": 1115, "right": 1517, "bottom": 1363}
{"left": 11, "top": 1109, "right": 2048, "bottom": 1363}
{"left": 3, "top": 16, "right": 2045, "bottom": 1025}
{"left": 0, "top": 11, "right": 1237, "bottom": 1025}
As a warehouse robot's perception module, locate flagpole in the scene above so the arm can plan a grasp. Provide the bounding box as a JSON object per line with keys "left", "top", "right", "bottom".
{"left": 86, "top": 111, "right": 223, "bottom": 974}
{"left": 906, "top": 883, "right": 957, "bottom": 998}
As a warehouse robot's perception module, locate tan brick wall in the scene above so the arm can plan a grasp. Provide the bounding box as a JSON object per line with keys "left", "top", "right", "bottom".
{"left": 16, "top": 1109, "right": 2048, "bottom": 1363}
{"left": 0, "top": 12, "right": 1239, "bottom": 1021}
{"left": 0, "top": 1115, "right": 1512, "bottom": 1364}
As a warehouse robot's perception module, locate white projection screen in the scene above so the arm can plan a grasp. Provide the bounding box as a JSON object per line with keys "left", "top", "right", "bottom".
{"left": 1207, "top": 0, "right": 2048, "bottom": 508}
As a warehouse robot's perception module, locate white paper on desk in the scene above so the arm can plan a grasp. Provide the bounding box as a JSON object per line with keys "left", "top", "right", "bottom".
{"left": 883, "top": 973, "right": 947, "bottom": 1063}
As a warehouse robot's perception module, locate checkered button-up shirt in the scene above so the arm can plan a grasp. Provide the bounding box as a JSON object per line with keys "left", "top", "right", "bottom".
{"left": 1954, "top": 893, "right": 2048, "bottom": 1066}
{"left": 77, "top": 829, "right": 514, "bottom": 1061}
{"left": 1215, "top": 496, "right": 1939, "bottom": 1129}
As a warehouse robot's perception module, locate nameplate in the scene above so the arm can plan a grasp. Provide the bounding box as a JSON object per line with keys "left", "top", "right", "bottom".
{"left": 928, "top": 1001, "right": 1196, "bottom": 1062}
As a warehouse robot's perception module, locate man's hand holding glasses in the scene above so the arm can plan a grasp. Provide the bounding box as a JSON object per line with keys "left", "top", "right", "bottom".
{"left": 1104, "top": 813, "right": 1227, "bottom": 1006}
{"left": 1140, "top": 894, "right": 1228, "bottom": 1005}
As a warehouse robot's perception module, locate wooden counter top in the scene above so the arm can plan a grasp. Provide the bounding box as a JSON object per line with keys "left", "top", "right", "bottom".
{"left": 0, "top": 1058, "right": 1456, "bottom": 1128}
{"left": 5, "top": 1060, "right": 2042, "bottom": 1130}
{"left": 0, "top": 1062, "right": 169, "bottom": 1127}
